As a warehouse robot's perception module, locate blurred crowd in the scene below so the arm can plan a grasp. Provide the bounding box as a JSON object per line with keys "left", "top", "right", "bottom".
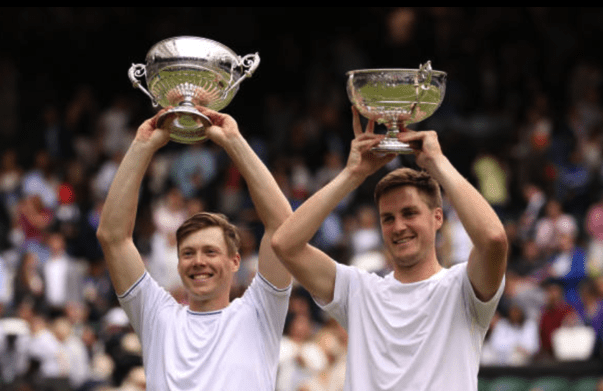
{"left": 1, "top": 7, "right": 603, "bottom": 391}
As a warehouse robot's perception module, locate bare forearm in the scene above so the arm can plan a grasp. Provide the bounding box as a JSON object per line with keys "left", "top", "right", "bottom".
{"left": 97, "top": 141, "right": 156, "bottom": 242}
{"left": 274, "top": 167, "right": 365, "bottom": 254}
{"left": 427, "top": 156, "right": 507, "bottom": 252}
{"left": 222, "top": 134, "right": 292, "bottom": 230}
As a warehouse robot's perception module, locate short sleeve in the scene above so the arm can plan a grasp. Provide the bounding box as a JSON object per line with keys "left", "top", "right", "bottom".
{"left": 461, "top": 266, "right": 505, "bottom": 329}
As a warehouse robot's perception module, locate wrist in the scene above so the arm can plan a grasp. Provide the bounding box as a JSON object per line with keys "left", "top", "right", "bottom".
{"left": 131, "top": 138, "right": 162, "bottom": 155}
{"left": 340, "top": 166, "right": 369, "bottom": 189}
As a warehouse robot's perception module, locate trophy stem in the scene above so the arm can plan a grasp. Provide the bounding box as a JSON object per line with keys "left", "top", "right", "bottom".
{"left": 157, "top": 106, "right": 212, "bottom": 144}
{"left": 371, "top": 125, "right": 413, "bottom": 154}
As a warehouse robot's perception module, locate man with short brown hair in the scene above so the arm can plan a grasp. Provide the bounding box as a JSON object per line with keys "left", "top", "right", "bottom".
{"left": 272, "top": 107, "right": 507, "bottom": 391}
{"left": 97, "top": 107, "right": 292, "bottom": 390}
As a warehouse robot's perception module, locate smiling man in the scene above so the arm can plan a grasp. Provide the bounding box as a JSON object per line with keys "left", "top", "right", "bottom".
{"left": 96, "top": 107, "right": 292, "bottom": 390}
{"left": 271, "top": 107, "right": 508, "bottom": 391}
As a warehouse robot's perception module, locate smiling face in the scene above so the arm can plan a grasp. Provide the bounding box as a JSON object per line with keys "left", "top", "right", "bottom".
{"left": 177, "top": 226, "right": 240, "bottom": 312}
{"left": 378, "top": 186, "right": 443, "bottom": 281}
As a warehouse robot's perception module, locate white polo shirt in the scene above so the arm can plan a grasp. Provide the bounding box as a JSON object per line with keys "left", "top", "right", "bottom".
{"left": 317, "top": 262, "right": 504, "bottom": 391}
{"left": 118, "top": 271, "right": 291, "bottom": 391}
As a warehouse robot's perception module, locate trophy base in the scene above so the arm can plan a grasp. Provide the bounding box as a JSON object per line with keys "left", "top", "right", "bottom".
{"left": 157, "top": 106, "right": 211, "bottom": 144}
{"left": 371, "top": 137, "right": 414, "bottom": 154}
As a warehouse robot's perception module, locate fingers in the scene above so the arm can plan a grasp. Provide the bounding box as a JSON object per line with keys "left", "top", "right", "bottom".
{"left": 352, "top": 106, "right": 376, "bottom": 136}
{"left": 353, "top": 134, "right": 385, "bottom": 153}
{"left": 366, "top": 118, "right": 375, "bottom": 134}
{"left": 352, "top": 107, "right": 362, "bottom": 137}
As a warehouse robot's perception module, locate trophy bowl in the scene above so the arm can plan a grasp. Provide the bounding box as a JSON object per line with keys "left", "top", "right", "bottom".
{"left": 346, "top": 61, "right": 447, "bottom": 153}
{"left": 128, "top": 36, "right": 260, "bottom": 144}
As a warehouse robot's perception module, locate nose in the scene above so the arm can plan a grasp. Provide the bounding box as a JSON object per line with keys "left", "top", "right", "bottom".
{"left": 190, "top": 252, "right": 208, "bottom": 267}
{"left": 392, "top": 216, "right": 407, "bottom": 233}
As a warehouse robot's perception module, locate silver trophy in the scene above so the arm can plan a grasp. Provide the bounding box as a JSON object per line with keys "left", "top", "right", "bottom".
{"left": 128, "top": 36, "right": 260, "bottom": 144}
{"left": 346, "top": 61, "right": 447, "bottom": 153}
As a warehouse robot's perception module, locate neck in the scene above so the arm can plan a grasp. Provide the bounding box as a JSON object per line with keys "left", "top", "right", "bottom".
{"left": 187, "top": 295, "right": 230, "bottom": 313}
{"left": 392, "top": 257, "right": 443, "bottom": 284}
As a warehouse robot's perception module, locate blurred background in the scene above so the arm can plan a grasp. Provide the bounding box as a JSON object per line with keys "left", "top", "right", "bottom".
{"left": 0, "top": 7, "right": 603, "bottom": 391}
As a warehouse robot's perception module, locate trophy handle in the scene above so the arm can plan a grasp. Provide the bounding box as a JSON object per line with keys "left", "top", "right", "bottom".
{"left": 224, "top": 53, "right": 260, "bottom": 95}
{"left": 128, "top": 63, "right": 159, "bottom": 107}
{"left": 416, "top": 61, "right": 433, "bottom": 93}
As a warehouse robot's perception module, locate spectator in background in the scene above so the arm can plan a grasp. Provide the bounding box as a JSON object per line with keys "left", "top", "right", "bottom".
{"left": 169, "top": 142, "right": 218, "bottom": 200}
{"left": 42, "top": 231, "right": 87, "bottom": 316}
{"left": 12, "top": 252, "right": 45, "bottom": 313}
{"left": 534, "top": 199, "right": 578, "bottom": 257}
{"left": 585, "top": 195, "right": 603, "bottom": 277}
{"left": 147, "top": 186, "right": 187, "bottom": 292}
{"left": 545, "top": 229, "right": 587, "bottom": 309}
{"left": 17, "top": 195, "right": 54, "bottom": 262}
{"left": 0, "top": 317, "right": 30, "bottom": 385}
{"left": 439, "top": 199, "right": 473, "bottom": 267}
{"left": 517, "top": 183, "right": 547, "bottom": 243}
{"left": 232, "top": 226, "right": 259, "bottom": 298}
{"left": 51, "top": 316, "right": 91, "bottom": 390}
{"left": 488, "top": 302, "right": 540, "bottom": 365}
{"left": 538, "top": 279, "right": 577, "bottom": 361}
{"left": 0, "top": 148, "right": 23, "bottom": 221}
{"left": 573, "top": 278, "right": 603, "bottom": 359}
{"left": 97, "top": 95, "right": 134, "bottom": 159}
{"left": 26, "top": 312, "right": 66, "bottom": 389}
{"left": 21, "top": 150, "right": 60, "bottom": 212}
{"left": 277, "top": 312, "right": 327, "bottom": 391}
{"left": 471, "top": 149, "right": 510, "bottom": 220}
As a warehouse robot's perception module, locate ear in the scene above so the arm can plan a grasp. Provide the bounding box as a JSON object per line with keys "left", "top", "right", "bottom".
{"left": 434, "top": 207, "right": 444, "bottom": 230}
{"left": 231, "top": 253, "right": 241, "bottom": 273}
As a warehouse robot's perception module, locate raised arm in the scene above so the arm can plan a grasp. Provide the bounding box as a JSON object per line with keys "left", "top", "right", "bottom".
{"left": 199, "top": 107, "right": 292, "bottom": 289}
{"left": 272, "top": 108, "right": 395, "bottom": 303}
{"left": 398, "top": 130, "right": 508, "bottom": 301}
{"left": 96, "top": 111, "right": 170, "bottom": 295}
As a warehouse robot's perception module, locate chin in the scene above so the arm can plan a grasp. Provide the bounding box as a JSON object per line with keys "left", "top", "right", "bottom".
{"left": 390, "top": 250, "right": 422, "bottom": 269}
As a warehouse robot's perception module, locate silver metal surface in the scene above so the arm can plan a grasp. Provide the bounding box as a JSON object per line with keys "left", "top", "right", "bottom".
{"left": 128, "top": 36, "right": 260, "bottom": 143}
{"left": 347, "top": 61, "right": 446, "bottom": 154}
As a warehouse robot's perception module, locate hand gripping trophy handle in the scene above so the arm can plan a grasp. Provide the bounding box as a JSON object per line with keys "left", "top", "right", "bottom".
{"left": 128, "top": 64, "right": 158, "bottom": 107}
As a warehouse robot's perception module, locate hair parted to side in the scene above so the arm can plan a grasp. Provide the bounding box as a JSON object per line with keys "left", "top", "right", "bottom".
{"left": 374, "top": 167, "right": 443, "bottom": 209}
{"left": 176, "top": 212, "right": 241, "bottom": 257}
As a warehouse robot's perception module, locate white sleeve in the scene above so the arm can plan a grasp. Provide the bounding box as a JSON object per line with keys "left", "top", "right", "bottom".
{"left": 314, "top": 262, "right": 355, "bottom": 330}
{"left": 117, "top": 272, "right": 177, "bottom": 340}
{"left": 241, "top": 273, "right": 292, "bottom": 364}
{"left": 461, "top": 264, "right": 505, "bottom": 329}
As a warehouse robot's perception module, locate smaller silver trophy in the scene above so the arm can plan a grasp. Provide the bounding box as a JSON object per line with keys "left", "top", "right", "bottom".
{"left": 346, "top": 61, "right": 447, "bottom": 153}
{"left": 128, "top": 36, "right": 260, "bottom": 144}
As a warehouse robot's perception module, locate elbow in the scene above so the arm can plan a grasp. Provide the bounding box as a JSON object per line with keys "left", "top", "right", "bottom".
{"left": 271, "top": 229, "right": 300, "bottom": 261}
{"left": 270, "top": 230, "right": 288, "bottom": 260}
{"left": 95, "top": 226, "right": 113, "bottom": 246}
{"left": 486, "top": 230, "right": 509, "bottom": 265}
{"left": 96, "top": 225, "right": 128, "bottom": 247}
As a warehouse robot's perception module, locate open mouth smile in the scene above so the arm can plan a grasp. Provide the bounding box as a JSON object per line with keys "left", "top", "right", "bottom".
{"left": 190, "top": 272, "right": 214, "bottom": 281}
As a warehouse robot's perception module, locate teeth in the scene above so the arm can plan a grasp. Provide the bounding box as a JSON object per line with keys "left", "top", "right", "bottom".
{"left": 394, "top": 237, "right": 412, "bottom": 244}
{"left": 192, "top": 274, "right": 211, "bottom": 280}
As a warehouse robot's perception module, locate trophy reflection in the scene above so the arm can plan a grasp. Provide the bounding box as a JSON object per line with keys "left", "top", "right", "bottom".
{"left": 346, "top": 61, "right": 447, "bottom": 153}
{"left": 128, "top": 36, "right": 260, "bottom": 144}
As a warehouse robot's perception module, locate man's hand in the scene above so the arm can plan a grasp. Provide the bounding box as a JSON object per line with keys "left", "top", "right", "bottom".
{"left": 347, "top": 107, "right": 396, "bottom": 177}
{"left": 134, "top": 108, "right": 171, "bottom": 150}
{"left": 197, "top": 106, "right": 241, "bottom": 148}
{"left": 396, "top": 129, "right": 444, "bottom": 171}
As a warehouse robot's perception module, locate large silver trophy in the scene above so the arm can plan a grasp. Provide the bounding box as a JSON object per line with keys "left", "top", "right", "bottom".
{"left": 128, "top": 36, "right": 260, "bottom": 144}
{"left": 346, "top": 61, "right": 447, "bottom": 153}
